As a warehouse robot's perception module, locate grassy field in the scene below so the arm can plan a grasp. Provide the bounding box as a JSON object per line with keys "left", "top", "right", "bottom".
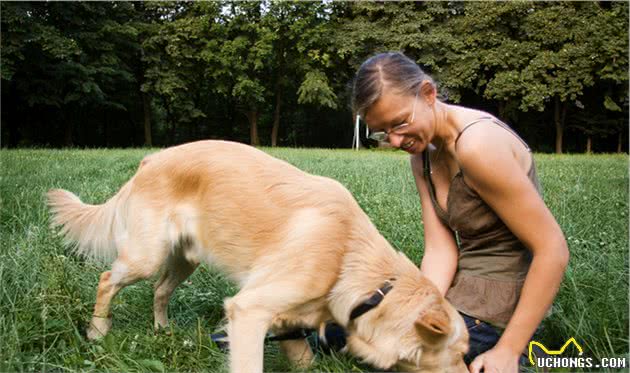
{"left": 1, "top": 146, "right": 628, "bottom": 372}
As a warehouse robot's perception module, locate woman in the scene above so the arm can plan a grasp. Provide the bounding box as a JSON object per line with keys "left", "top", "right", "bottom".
{"left": 352, "top": 52, "right": 569, "bottom": 373}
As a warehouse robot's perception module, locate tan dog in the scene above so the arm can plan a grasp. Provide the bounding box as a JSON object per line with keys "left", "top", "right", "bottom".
{"left": 47, "top": 140, "right": 468, "bottom": 372}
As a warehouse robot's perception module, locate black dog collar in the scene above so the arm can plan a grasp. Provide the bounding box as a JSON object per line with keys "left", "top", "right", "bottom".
{"left": 349, "top": 280, "right": 395, "bottom": 321}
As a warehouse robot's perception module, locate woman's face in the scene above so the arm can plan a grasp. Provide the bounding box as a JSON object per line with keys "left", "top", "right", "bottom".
{"left": 364, "top": 88, "right": 435, "bottom": 154}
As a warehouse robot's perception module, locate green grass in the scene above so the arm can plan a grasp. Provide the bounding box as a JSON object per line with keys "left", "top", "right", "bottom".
{"left": 1, "top": 147, "right": 627, "bottom": 372}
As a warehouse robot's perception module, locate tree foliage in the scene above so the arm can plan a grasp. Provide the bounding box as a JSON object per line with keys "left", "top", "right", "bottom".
{"left": 2, "top": 1, "right": 627, "bottom": 153}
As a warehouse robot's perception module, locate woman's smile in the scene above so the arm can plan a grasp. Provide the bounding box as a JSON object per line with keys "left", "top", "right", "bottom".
{"left": 398, "top": 136, "right": 425, "bottom": 154}
{"left": 401, "top": 139, "right": 415, "bottom": 151}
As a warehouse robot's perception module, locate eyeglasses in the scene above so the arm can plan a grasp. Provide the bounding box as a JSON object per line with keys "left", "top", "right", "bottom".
{"left": 367, "top": 89, "right": 419, "bottom": 142}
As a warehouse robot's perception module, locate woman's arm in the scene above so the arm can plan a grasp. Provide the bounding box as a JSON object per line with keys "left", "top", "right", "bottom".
{"left": 455, "top": 128, "right": 569, "bottom": 372}
{"left": 410, "top": 154, "right": 459, "bottom": 295}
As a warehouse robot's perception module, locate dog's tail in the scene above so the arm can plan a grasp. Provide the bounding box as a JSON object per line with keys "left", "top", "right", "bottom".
{"left": 47, "top": 181, "right": 133, "bottom": 263}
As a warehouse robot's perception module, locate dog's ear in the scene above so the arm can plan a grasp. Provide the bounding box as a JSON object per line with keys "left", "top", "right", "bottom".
{"left": 346, "top": 334, "right": 399, "bottom": 370}
{"left": 414, "top": 302, "right": 451, "bottom": 337}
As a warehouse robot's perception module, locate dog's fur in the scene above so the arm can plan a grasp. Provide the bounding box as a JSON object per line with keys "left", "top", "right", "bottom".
{"left": 47, "top": 140, "right": 468, "bottom": 372}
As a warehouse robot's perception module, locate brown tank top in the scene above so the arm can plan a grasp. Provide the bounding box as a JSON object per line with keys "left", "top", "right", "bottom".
{"left": 423, "top": 117, "right": 542, "bottom": 328}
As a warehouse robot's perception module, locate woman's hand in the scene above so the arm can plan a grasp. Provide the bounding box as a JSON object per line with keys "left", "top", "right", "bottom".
{"left": 468, "top": 345, "right": 520, "bottom": 373}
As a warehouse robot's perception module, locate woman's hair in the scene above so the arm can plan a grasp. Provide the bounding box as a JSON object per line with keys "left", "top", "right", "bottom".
{"left": 351, "top": 52, "right": 435, "bottom": 117}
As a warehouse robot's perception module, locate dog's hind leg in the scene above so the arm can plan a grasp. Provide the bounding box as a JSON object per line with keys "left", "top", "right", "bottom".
{"left": 87, "top": 248, "right": 166, "bottom": 340}
{"left": 87, "top": 270, "right": 119, "bottom": 340}
{"left": 153, "top": 254, "right": 198, "bottom": 331}
{"left": 277, "top": 335, "right": 315, "bottom": 368}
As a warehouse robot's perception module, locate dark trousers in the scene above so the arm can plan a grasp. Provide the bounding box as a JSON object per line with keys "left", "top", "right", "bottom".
{"left": 461, "top": 313, "right": 532, "bottom": 367}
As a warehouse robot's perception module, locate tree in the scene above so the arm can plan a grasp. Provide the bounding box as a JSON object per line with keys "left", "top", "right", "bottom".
{"left": 447, "top": 2, "right": 617, "bottom": 154}
{"left": 589, "top": 2, "right": 629, "bottom": 153}
{"left": 265, "top": 1, "right": 339, "bottom": 146}
{"left": 448, "top": 2, "right": 537, "bottom": 118}
{"left": 141, "top": 2, "right": 213, "bottom": 144}
{"left": 1, "top": 1, "right": 627, "bottom": 151}
{"left": 132, "top": 2, "right": 161, "bottom": 146}
{"left": 196, "top": 1, "right": 272, "bottom": 145}
{"left": 1, "top": 2, "right": 140, "bottom": 146}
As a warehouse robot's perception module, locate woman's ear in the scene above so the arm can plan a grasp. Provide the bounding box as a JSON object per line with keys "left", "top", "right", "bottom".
{"left": 420, "top": 80, "right": 437, "bottom": 106}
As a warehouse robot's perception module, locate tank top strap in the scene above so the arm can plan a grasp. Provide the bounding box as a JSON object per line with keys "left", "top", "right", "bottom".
{"left": 454, "top": 117, "right": 494, "bottom": 146}
{"left": 423, "top": 149, "right": 450, "bottom": 225}
{"left": 454, "top": 116, "right": 531, "bottom": 152}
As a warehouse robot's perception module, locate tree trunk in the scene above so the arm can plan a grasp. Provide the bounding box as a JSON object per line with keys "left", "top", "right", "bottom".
{"left": 247, "top": 110, "right": 259, "bottom": 146}
{"left": 497, "top": 101, "right": 506, "bottom": 119}
{"left": 271, "top": 37, "right": 285, "bottom": 147}
{"left": 64, "top": 124, "right": 73, "bottom": 146}
{"left": 586, "top": 136, "right": 592, "bottom": 153}
{"left": 104, "top": 108, "right": 110, "bottom": 147}
{"left": 164, "top": 98, "right": 175, "bottom": 145}
{"left": 5, "top": 83, "right": 20, "bottom": 147}
{"left": 618, "top": 132, "right": 623, "bottom": 153}
{"left": 554, "top": 97, "right": 567, "bottom": 154}
{"left": 142, "top": 92, "right": 152, "bottom": 147}
{"left": 271, "top": 84, "right": 282, "bottom": 147}
{"left": 6, "top": 118, "right": 19, "bottom": 148}
{"left": 64, "top": 113, "right": 73, "bottom": 147}
{"left": 136, "top": 18, "right": 152, "bottom": 147}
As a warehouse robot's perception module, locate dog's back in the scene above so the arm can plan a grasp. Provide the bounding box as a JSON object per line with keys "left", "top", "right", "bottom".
{"left": 49, "top": 140, "right": 356, "bottom": 285}
{"left": 131, "top": 141, "right": 354, "bottom": 281}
